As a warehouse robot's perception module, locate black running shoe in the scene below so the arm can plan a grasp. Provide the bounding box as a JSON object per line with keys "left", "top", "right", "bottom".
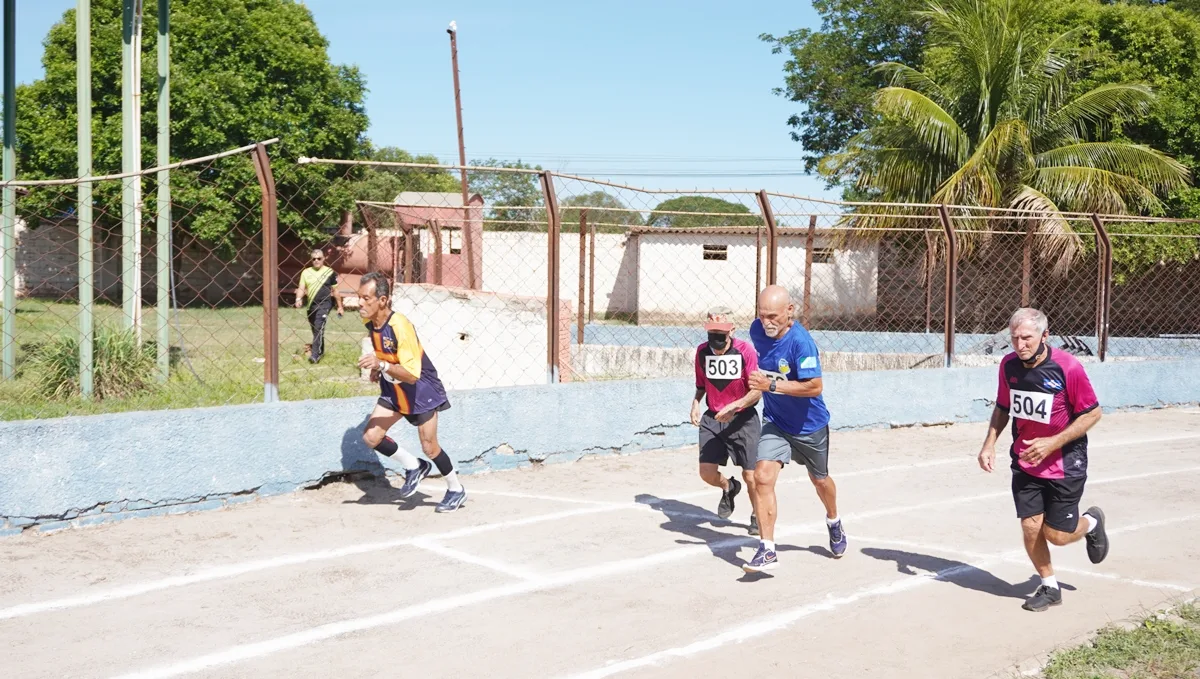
{"left": 748, "top": 513, "right": 759, "bottom": 536}
{"left": 717, "top": 477, "right": 740, "bottom": 519}
{"left": 1084, "top": 506, "right": 1109, "bottom": 564}
{"left": 1022, "top": 585, "right": 1062, "bottom": 612}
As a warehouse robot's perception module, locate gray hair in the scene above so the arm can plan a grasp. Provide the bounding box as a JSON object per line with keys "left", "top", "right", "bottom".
{"left": 1009, "top": 307, "right": 1048, "bottom": 335}
{"left": 359, "top": 272, "right": 391, "bottom": 299}
{"left": 311, "top": 248, "right": 326, "bottom": 258}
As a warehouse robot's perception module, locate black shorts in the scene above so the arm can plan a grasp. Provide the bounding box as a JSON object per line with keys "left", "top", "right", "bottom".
{"left": 1011, "top": 470, "right": 1086, "bottom": 533}
{"left": 698, "top": 409, "right": 760, "bottom": 471}
{"left": 377, "top": 398, "right": 450, "bottom": 426}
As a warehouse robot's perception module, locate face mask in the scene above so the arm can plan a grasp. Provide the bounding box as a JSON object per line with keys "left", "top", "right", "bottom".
{"left": 707, "top": 332, "right": 729, "bottom": 350}
{"left": 1021, "top": 339, "right": 1047, "bottom": 367}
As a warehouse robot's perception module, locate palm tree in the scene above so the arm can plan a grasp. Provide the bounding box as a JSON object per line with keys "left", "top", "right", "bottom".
{"left": 821, "top": 0, "right": 1191, "bottom": 271}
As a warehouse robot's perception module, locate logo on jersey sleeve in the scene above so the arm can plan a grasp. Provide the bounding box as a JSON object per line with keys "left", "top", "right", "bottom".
{"left": 800, "top": 356, "right": 817, "bottom": 370}
{"left": 778, "top": 358, "right": 790, "bottom": 375}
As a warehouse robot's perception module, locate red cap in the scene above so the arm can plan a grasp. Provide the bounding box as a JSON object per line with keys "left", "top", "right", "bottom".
{"left": 703, "top": 306, "right": 734, "bottom": 332}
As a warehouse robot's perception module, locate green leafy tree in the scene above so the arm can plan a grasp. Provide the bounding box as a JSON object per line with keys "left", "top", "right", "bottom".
{"left": 822, "top": 0, "right": 1190, "bottom": 271}
{"left": 760, "top": 0, "right": 929, "bottom": 178}
{"left": 468, "top": 158, "right": 544, "bottom": 230}
{"left": 646, "top": 196, "right": 761, "bottom": 229}
{"left": 15, "top": 0, "right": 368, "bottom": 245}
{"left": 560, "top": 191, "right": 644, "bottom": 233}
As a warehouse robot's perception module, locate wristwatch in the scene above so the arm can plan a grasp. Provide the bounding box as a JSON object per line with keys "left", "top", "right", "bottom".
{"left": 378, "top": 360, "right": 390, "bottom": 374}
{"left": 768, "top": 379, "right": 777, "bottom": 393}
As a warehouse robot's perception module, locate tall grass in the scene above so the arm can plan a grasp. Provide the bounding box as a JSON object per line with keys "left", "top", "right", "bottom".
{"left": 29, "top": 325, "right": 159, "bottom": 400}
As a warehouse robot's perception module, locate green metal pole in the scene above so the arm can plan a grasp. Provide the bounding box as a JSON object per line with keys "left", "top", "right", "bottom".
{"left": 155, "top": 0, "right": 169, "bottom": 382}
{"left": 2, "top": 0, "right": 15, "bottom": 381}
{"left": 121, "top": 0, "right": 135, "bottom": 331}
{"left": 77, "top": 0, "right": 94, "bottom": 398}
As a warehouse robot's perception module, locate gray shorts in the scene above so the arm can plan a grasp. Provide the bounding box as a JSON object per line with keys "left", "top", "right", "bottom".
{"left": 758, "top": 422, "right": 830, "bottom": 478}
{"left": 698, "top": 409, "right": 760, "bottom": 471}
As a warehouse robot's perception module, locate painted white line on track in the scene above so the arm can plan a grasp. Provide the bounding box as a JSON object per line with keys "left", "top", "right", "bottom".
{"left": 849, "top": 533, "right": 1198, "bottom": 592}
{"left": 103, "top": 470, "right": 1200, "bottom": 679}
{"left": 6, "top": 458, "right": 1199, "bottom": 623}
{"left": 559, "top": 514, "right": 1200, "bottom": 679}
{"left": 411, "top": 540, "right": 540, "bottom": 582}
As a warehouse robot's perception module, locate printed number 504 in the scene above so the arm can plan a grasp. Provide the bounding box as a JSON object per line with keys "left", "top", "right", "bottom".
{"left": 1011, "top": 389, "right": 1052, "bottom": 424}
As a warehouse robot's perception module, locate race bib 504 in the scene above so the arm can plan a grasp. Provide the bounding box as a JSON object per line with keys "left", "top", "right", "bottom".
{"left": 705, "top": 354, "right": 742, "bottom": 380}
{"left": 1011, "top": 388, "right": 1053, "bottom": 424}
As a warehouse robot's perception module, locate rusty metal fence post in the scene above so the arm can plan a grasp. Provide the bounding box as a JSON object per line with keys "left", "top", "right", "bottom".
{"left": 252, "top": 143, "right": 279, "bottom": 402}
{"left": 756, "top": 190, "right": 779, "bottom": 286}
{"left": 937, "top": 205, "right": 958, "bottom": 368}
{"left": 588, "top": 221, "right": 596, "bottom": 323}
{"left": 577, "top": 209, "right": 587, "bottom": 345}
{"left": 1090, "top": 213, "right": 1113, "bottom": 362}
{"left": 541, "top": 171, "right": 562, "bottom": 383}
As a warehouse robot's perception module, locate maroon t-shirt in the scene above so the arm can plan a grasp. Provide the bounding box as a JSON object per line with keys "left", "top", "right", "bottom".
{"left": 695, "top": 337, "right": 758, "bottom": 414}
{"left": 997, "top": 348, "right": 1100, "bottom": 479}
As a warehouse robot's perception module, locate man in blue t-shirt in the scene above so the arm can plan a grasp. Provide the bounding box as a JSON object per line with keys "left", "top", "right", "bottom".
{"left": 742, "top": 285, "right": 846, "bottom": 572}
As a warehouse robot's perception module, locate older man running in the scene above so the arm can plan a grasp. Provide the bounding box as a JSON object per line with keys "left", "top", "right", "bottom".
{"left": 743, "top": 285, "right": 846, "bottom": 572}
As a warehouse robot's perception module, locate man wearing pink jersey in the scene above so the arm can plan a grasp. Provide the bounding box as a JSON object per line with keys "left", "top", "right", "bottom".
{"left": 690, "top": 306, "right": 762, "bottom": 534}
{"left": 978, "top": 308, "right": 1110, "bottom": 613}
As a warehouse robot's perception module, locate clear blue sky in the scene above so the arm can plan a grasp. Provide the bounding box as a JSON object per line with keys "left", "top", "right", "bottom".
{"left": 5, "top": 1, "right": 835, "bottom": 199}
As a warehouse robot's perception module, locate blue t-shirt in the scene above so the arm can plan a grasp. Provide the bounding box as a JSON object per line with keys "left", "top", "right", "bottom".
{"left": 748, "top": 319, "right": 830, "bottom": 436}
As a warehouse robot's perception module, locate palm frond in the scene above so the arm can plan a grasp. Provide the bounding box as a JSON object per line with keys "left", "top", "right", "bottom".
{"left": 1036, "top": 84, "right": 1155, "bottom": 146}
{"left": 873, "top": 87, "right": 970, "bottom": 163}
{"left": 1031, "top": 165, "right": 1162, "bottom": 215}
{"left": 873, "top": 62, "right": 950, "bottom": 105}
{"left": 1009, "top": 185, "right": 1083, "bottom": 277}
{"left": 1035, "top": 142, "right": 1191, "bottom": 195}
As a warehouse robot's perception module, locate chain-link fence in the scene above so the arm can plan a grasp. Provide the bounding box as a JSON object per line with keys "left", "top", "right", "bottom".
{"left": 3, "top": 155, "right": 1198, "bottom": 420}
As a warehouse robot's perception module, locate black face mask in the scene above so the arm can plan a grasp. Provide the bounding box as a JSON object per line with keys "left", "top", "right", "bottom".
{"left": 707, "top": 332, "right": 729, "bottom": 351}
{"left": 1021, "top": 340, "right": 1048, "bottom": 367}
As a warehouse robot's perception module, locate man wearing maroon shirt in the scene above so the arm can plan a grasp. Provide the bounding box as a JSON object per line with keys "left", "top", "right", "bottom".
{"left": 690, "top": 306, "right": 762, "bottom": 535}
{"left": 977, "top": 308, "right": 1110, "bottom": 612}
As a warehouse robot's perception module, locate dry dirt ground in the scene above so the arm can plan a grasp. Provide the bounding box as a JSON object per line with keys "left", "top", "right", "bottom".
{"left": 3, "top": 407, "right": 1199, "bottom": 679}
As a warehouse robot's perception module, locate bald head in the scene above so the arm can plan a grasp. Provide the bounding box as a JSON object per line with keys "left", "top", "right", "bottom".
{"left": 757, "top": 285, "right": 795, "bottom": 338}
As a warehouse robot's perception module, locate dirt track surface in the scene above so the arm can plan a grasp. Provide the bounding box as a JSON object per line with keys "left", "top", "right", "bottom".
{"left": 3, "top": 407, "right": 1199, "bottom": 679}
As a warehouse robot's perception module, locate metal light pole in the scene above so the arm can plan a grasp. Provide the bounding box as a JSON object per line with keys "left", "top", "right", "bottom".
{"left": 78, "top": 0, "right": 94, "bottom": 397}
{"left": 155, "top": 0, "right": 169, "bottom": 381}
{"left": 122, "top": 0, "right": 145, "bottom": 340}
{"left": 447, "top": 21, "right": 475, "bottom": 290}
{"left": 1, "top": 0, "right": 15, "bottom": 380}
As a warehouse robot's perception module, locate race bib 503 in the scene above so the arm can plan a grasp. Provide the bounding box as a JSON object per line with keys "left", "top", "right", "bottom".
{"left": 1011, "top": 388, "right": 1053, "bottom": 424}
{"left": 705, "top": 354, "right": 742, "bottom": 380}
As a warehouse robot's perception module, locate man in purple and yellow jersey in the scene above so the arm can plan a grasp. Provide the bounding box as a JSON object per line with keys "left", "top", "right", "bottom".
{"left": 978, "top": 307, "right": 1110, "bottom": 612}
{"left": 356, "top": 272, "right": 466, "bottom": 513}
{"left": 690, "top": 306, "right": 762, "bottom": 535}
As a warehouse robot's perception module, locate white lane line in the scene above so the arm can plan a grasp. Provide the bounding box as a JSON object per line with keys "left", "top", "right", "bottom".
{"left": 104, "top": 470, "right": 1200, "bottom": 679}
{"left": 559, "top": 514, "right": 1200, "bottom": 679}
{"left": 848, "top": 533, "right": 1197, "bottom": 592}
{"left": 450, "top": 432, "right": 1200, "bottom": 508}
{"left": 8, "top": 458, "right": 1199, "bottom": 624}
{"left": 411, "top": 540, "right": 540, "bottom": 582}
{"left": 0, "top": 504, "right": 615, "bottom": 622}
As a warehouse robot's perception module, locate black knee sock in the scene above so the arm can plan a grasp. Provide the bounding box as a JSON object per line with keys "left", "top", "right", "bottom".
{"left": 374, "top": 437, "right": 398, "bottom": 457}
{"left": 432, "top": 449, "right": 454, "bottom": 476}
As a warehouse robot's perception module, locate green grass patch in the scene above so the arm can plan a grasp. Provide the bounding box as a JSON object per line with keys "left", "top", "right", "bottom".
{"left": 1040, "top": 602, "right": 1200, "bottom": 679}
{"left": 1, "top": 300, "right": 377, "bottom": 421}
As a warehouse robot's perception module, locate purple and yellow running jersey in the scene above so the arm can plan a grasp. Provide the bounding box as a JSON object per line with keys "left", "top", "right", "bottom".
{"left": 997, "top": 347, "right": 1100, "bottom": 479}
{"left": 366, "top": 312, "right": 448, "bottom": 415}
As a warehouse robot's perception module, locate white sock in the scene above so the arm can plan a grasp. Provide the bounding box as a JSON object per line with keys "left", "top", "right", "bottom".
{"left": 444, "top": 471, "right": 463, "bottom": 492}
{"left": 1085, "top": 514, "right": 1098, "bottom": 532}
{"left": 826, "top": 515, "right": 840, "bottom": 526}
{"left": 394, "top": 449, "right": 420, "bottom": 471}
{"left": 1041, "top": 575, "right": 1059, "bottom": 590}
{"left": 762, "top": 540, "right": 776, "bottom": 551}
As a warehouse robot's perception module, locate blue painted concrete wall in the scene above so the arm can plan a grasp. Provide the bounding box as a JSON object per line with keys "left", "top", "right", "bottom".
{"left": 3, "top": 358, "right": 1198, "bottom": 535}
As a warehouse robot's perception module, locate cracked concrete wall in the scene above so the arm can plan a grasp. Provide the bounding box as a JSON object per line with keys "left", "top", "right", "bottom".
{"left": 2, "top": 358, "right": 1197, "bottom": 535}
